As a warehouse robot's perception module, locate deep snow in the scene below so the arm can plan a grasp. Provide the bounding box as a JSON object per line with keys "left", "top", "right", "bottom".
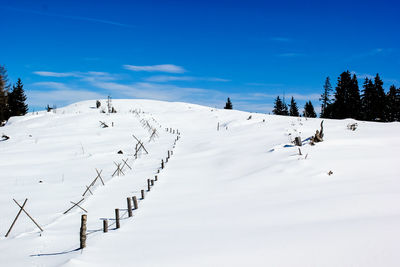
{"left": 0, "top": 99, "right": 399, "bottom": 266}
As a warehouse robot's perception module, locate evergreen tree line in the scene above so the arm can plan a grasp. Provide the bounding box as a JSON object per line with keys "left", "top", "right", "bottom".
{"left": 272, "top": 96, "right": 317, "bottom": 118}
{"left": 320, "top": 71, "right": 399, "bottom": 122}
{"left": 271, "top": 70, "right": 399, "bottom": 122}
{"left": 0, "top": 65, "right": 28, "bottom": 125}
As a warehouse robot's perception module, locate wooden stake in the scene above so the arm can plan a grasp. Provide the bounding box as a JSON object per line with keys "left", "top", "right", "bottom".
{"left": 69, "top": 201, "right": 88, "bottom": 213}
{"left": 103, "top": 219, "right": 108, "bottom": 233}
{"left": 5, "top": 199, "right": 27, "bottom": 237}
{"left": 127, "top": 197, "right": 132, "bottom": 217}
{"left": 115, "top": 209, "right": 120, "bottom": 229}
{"left": 85, "top": 185, "right": 93, "bottom": 195}
{"left": 95, "top": 169, "right": 105, "bottom": 185}
{"left": 12, "top": 199, "right": 43, "bottom": 232}
{"left": 155, "top": 175, "right": 158, "bottom": 181}
{"left": 147, "top": 179, "right": 151, "bottom": 191}
{"left": 64, "top": 198, "right": 85, "bottom": 214}
{"left": 151, "top": 180, "right": 154, "bottom": 186}
{"left": 161, "top": 159, "right": 164, "bottom": 169}
{"left": 141, "top": 190, "right": 145, "bottom": 199}
{"left": 80, "top": 214, "right": 87, "bottom": 249}
{"left": 133, "top": 196, "right": 138, "bottom": 210}
{"left": 121, "top": 158, "right": 132, "bottom": 171}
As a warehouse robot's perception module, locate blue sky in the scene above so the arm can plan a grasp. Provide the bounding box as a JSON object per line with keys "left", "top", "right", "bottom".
{"left": 1, "top": 0, "right": 399, "bottom": 113}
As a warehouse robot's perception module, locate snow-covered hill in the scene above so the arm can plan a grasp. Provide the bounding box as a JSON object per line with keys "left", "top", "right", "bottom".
{"left": 1, "top": 99, "right": 399, "bottom": 267}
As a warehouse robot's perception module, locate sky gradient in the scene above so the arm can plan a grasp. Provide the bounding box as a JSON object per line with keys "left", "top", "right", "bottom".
{"left": 1, "top": 0, "right": 399, "bottom": 113}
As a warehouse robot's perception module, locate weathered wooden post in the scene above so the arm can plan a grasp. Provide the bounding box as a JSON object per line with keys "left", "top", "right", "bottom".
{"left": 155, "top": 175, "right": 158, "bottom": 181}
{"left": 161, "top": 159, "right": 164, "bottom": 169}
{"left": 115, "top": 209, "right": 120, "bottom": 229}
{"left": 294, "top": 136, "right": 302, "bottom": 146}
{"left": 80, "top": 214, "right": 87, "bottom": 249}
{"left": 151, "top": 180, "right": 154, "bottom": 186}
{"left": 141, "top": 189, "right": 145, "bottom": 199}
{"left": 127, "top": 197, "right": 132, "bottom": 217}
{"left": 103, "top": 219, "right": 108, "bottom": 233}
{"left": 132, "top": 196, "right": 138, "bottom": 210}
{"left": 168, "top": 150, "right": 170, "bottom": 159}
{"left": 147, "top": 179, "right": 151, "bottom": 191}
{"left": 5, "top": 199, "right": 28, "bottom": 237}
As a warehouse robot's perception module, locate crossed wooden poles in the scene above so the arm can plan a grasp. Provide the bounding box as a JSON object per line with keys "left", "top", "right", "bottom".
{"left": 5, "top": 198, "right": 43, "bottom": 237}
{"left": 149, "top": 128, "right": 159, "bottom": 142}
{"left": 133, "top": 134, "right": 149, "bottom": 159}
{"left": 64, "top": 169, "right": 105, "bottom": 215}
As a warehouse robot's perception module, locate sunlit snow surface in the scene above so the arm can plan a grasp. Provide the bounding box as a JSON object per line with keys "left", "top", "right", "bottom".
{"left": 1, "top": 99, "right": 399, "bottom": 266}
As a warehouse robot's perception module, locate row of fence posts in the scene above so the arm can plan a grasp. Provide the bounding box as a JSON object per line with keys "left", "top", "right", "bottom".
{"left": 79, "top": 134, "right": 179, "bottom": 249}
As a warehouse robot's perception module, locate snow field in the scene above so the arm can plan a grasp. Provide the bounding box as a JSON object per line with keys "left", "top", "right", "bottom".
{"left": 1, "top": 99, "right": 400, "bottom": 266}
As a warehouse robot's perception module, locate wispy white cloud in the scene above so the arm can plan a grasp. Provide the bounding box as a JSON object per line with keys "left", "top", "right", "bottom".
{"left": 277, "top": 53, "right": 306, "bottom": 58}
{"left": 88, "top": 80, "right": 214, "bottom": 101}
{"left": 350, "top": 71, "right": 375, "bottom": 80}
{"left": 27, "top": 82, "right": 104, "bottom": 107}
{"left": 33, "top": 71, "right": 120, "bottom": 81}
{"left": 144, "top": 75, "right": 230, "bottom": 82}
{"left": 245, "top": 82, "right": 285, "bottom": 87}
{"left": 350, "top": 48, "right": 393, "bottom": 60}
{"left": 123, "top": 64, "right": 186, "bottom": 73}
{"left": 32, "top": 81, "right": 71, "bottom": 90}
{"left": 2, "top": 6, "right": 135, "bottom": 28}
{"left": 269, "top": 37, "right": 292, "bottom": 42}
{"left": 33, "top": 71, "right": 79, "bottom": 77}
{"left": 287, "top": 93, "right": 320, "bottom": 101}
{"left": 351, "top": 71, "right": 400, "bottom": 86}
{"left": 250, "top": 92, "right": 320, "bottom": 101}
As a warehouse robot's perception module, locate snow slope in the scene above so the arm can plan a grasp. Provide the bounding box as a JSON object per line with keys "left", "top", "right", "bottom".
{"left": 0, "top": 99, "right": 399, "bottom": 267}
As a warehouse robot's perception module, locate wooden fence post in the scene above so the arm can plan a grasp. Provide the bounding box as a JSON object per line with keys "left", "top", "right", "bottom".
{"left": 141, "top": 189, "right": 145, "bottom": 199}
{"left": 161, "top": 159, "right": 164, "bottom": 169}
{"left": 133, "top": 196, "right": 138, "bottom": 210}
{"left": 127, "top": 197, "right": 132, "bottom": 217}
{"left": 115, "top": 209, "right": 120, "bottom": 229}
{"left": 151, "top": 180, "right": 154, "bottom": 186}
{"left": 103, "top": 219, "right": 108, "bottom": 233}
{"left": 5, "top": 199, "right": 28, "bottom": 237}
{"left": 155, "top": 175, "right": 158, "bottom": 181}
{"left": 147, "top": 179, "right": 151, "bottom": 191}
{"left": 168, "top": 150, "right": 170, "bottom": 159}
{"left": 80, "top": 214, "right": 87, "bottom": 249}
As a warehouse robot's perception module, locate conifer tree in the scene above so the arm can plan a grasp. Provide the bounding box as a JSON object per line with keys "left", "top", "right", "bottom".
{"left": 303, "top": 101, "right": 317, "bottom": 118}
{"left": 289, "top": 96, "right": 299, "bottom": 116}
{"left": 224, "top": 97, "right": 233, "bottom": 109}
{"left": 273, "top": 96, "right": 288, "bottom": 115}
{"left": 361, "top": 78, "right": 376, "bottom": 121}
{"left": 348, "top": 74, "right": 361, "bottom": 119}
{"left": 331, "top": 71, "right": 352, "bottom": 119}
{"left": 386, "top": 85, "right": 399, "bottom": 122}
{"left": 320, "top": 77, "right": 332, "bottom": 118}
{"left": 373, "top": 74, "right": 387, "bottom": 121}
{"left": 282, "top": 97, "right": 289, "bottom": 116}
{"left": 8, "top": 78, "right": 28, "bottom": 116}
{"left": 0, "top": 65, "right": 11, "bottom": 124}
